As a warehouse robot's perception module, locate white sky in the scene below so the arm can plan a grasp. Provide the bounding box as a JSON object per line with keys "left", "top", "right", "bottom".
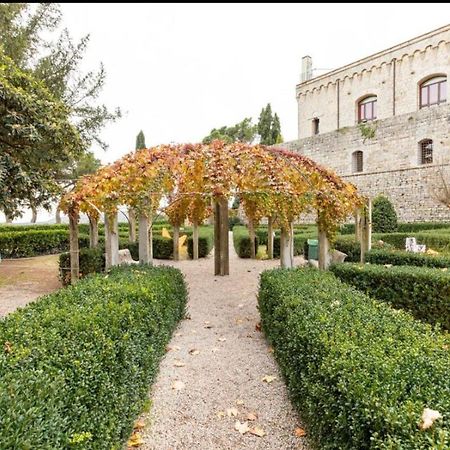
{"left": 57, "top": 3, "right": 450, "bottom": 165}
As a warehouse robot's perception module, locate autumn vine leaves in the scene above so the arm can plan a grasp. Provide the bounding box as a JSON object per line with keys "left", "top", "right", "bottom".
{"left": 61, "top": 140, "right": 362, "bottom": 240}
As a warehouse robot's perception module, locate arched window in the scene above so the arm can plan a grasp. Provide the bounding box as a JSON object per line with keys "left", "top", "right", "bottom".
{"left": 352, "top": 151, "right": 363, "bottom": 173}
{"left": 419, "top": 139, "right": 433, "bottom": 165}
{"left": 358, "top": 95, "right": 377, "bottom": 122}
{"left": 420, "top": 76, "right": 447, "bottom": 108}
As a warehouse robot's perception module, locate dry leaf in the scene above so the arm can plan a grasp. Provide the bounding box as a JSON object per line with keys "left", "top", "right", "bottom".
{"left": 175, "top": 332, "right": 182, "bottom": 337}
{"left": 268, "top": 347, "right": 274, "bottom": 353}
{"left": 234, "top": 421, "right": 250, "bottom": 434}
{"left": 236, "top": 399, "right": 244, "bottom": 405}
{"left": 419, "top": 408, "right": 442, "bottom": 430}
{"left": 238, "top": 304, "right": 244, "bottom": 309}
{"left": 247, "top": 412, "right": 258, "bottom": 421}
{"left": 217, "top": 410, "right": 225, "bottom": 418}
{"left": 249, "top": 426, "right": 265, "bottom": 437}
{"left": 211, "top": 347, "right": 219, "bottom": 353}
{"left": 127, "top": 432, "right": 144, "bottom": 447}
{"left": 262, "top": 375, "right": 277, "bottom": 383}
{"left": 172, "top": 380, "right": 185, "bottom": 391}
{"left": 218, "top": 337, "right": 227, "bottom": 342}
{"left": 173, "top": 360, "right": 186, "bottom": 367}
{"left": 189, "top": 349, "right": 200, "bottom": 355}
{"left": 255, "top": 322, "right": 262, "bottom": 332}
{"left": 235, "top": 318, "right": 244, "bottom": 324}
{"left": 133, "top": 419, "right": 145, "bottom": 430}
{"left": 226, "top": 407, "right": 238, "bottom": 417}
{"left": 4, "top": 341, "right": 12, "bottom": 354}
{"left": 166, "top": 345, "right": 180, "bottom": 352}
{"left": 295, "top": 427, "right": 307, "bottom": 437}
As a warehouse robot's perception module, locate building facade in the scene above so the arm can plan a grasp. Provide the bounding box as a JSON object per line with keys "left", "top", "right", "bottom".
{"left": 283, "top": 24, "right": 450, "bottom": 222}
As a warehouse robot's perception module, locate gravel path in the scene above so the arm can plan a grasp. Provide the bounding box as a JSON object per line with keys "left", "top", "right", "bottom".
{"left": 140, "top": 233, "right": 310, "bottom": 450}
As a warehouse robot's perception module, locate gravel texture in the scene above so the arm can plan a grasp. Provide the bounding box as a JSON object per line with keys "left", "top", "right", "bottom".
{"left": 140, "top": 234, "right": 310, "bottom": 450}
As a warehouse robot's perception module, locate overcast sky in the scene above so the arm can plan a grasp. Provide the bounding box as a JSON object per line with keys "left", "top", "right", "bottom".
{"left": 56, "top": 3, "right": 450, "bottom": 165}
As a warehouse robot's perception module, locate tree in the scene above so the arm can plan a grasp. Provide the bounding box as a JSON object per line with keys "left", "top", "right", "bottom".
{"left": 257, "top": 103, "right": 283, "bottom": 145}
{"left": 202, "top": 118, "right": 256, "bottom": 144}
{"left": 136, "top": 130, "right": 146, "bottom": 150}
{"left": 372, "top": 195, "right": 398, "bottom": 233}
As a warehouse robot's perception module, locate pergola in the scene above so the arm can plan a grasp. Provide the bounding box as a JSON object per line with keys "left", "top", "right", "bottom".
{"left": 61, "top": 141, "right": 364, "bottom": 282}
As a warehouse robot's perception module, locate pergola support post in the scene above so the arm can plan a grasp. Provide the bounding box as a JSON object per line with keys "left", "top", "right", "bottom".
{"left": 267, "top": 216, "right": 274, "bottom": 259}
{"left": 280, "top": 226, "right": 292, "bottom": 268}
{"left": 88, "top": 215, "right": 99, "bottom": 248}
{"left": 354, "top": 209, "right": 361, "bottom": 242}
{"left": 318, "top": 227, "right": 330, "bottom": 270}
{"left": 290, "top": 221, "right": 295, "bottom": 267}
{"left": 139, "top": 213, "right": 151, "bottom": 264}
{"left": 105, "top": 212, "right": 119, "bottom": 270}
{"left": 173, "top": 225, "right": 180, "bottom": 261}
{"left": 128, "top": 208, "right": 137, "bottom": 243}
{"left": 360, "top": 198, "right": 372, "bottom": 263}
{"left": 248, "top": 219, "right": 256, "bottom": 259}
{"left": 69, "top": 210, "right": 79, "bottom": 285}
{"left": 214, "top": 197, "right": 229, "bottom": 276}
{"left": 193, "top": 221, "right": 199, "bottom": 260}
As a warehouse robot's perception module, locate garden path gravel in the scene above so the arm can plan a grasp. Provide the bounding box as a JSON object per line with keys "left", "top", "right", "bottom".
{"left": 140, "top": 234, "right": 310, "bottom": 450}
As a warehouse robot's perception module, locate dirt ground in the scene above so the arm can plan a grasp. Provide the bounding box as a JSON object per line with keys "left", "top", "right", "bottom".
{"left": 0, "top": 254, "right": 61, "bottom": 316}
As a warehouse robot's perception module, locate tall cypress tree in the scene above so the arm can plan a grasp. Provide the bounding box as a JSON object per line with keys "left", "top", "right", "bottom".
{"left": 135, "top": 130, "right": 146, "bottom": 150}
{"left": 271, "top": 113, "right": 282, "bottom": 144}
{"left": 257, "top": 104, "right": 282, "bottom": 145}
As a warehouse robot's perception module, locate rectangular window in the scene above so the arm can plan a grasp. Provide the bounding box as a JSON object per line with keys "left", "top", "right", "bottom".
{"left": 421, "top": 86, "right": 428, "bottom": 106}
{"left": 429, "top": 83, "right": 439, "bottom": 105}
{"left": 312, "top": 118, "right": 319, "bottom": 135}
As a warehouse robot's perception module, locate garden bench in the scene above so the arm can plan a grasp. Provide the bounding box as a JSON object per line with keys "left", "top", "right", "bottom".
{"left": 118, "top": 249, "right": 139, "bottom": 265}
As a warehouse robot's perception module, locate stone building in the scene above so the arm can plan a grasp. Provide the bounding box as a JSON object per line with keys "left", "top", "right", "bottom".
{"left": 282, "top": 24, "right": 450, "bottom": 222}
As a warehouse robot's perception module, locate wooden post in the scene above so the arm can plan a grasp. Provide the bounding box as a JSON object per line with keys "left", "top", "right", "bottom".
{"left": 193, "top": 221, "right": 199, "bottom": 260}
{"left": 290, "top": 221, "right": 295, "bottom": 267}
{"left": 318, "top": 227, "right": 330, "bottom": 270}
{"left": 366, "top": 198, "right": 372, "bottom": 252}
{"left": 360, "top": 198, "right": 372, "bottom": 263}
{"left": 139, "top": 213, "right": 151, "bottom": 264}
{"left": 355, "top": 209, "right": 361, "bottom": 242}
{"left": 69, "top": 210, "right": 79, "bottom": 285}
{"left": 149, "top": 214, "right": 153, "bottom": 264}
{"left": 173, "top": 224, "right": 180, "bottom": 261}
{"left": 267, "top": 216, "right": 274, "bottom": 259}
{"left": 214, "top": 197, "right": 229, "bottom": 276}
{"left": 88, "top": 215, "right": 98, "bottom": 248}
{"left": 280, "top": 226, "right": 292, "bottom": 268}
{"left": 105, "top": 212, "right": 119, "bottom": 270}
{"left": 248, "top": 219, "right": 256, "bottom": 259}
{"left": 128, "top": 208, "right": 137, "bottom": 243}
{"left": 55, "top": 207, "right": 62, "bottom": 224}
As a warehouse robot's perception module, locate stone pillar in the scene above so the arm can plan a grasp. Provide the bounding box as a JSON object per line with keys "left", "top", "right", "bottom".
{"left": 318, "top": 227, "right": 330, "bottom": 270}
{"left": 89, "top": 215, "right": 99, "bottom": 248}
{"left": 139, "top": 213, "right": 151, "bottom": 264}
{"left": 267, "top": 216, "right": 274, "bottom": 259}
{"left": 69, "top": 210, "right": 79, "bottom": 285}
{"left": 105, "top": 212, "right": 119, "bottom": 270}
{"left": 173, "top": 225, "right": 180, "bottom": 261}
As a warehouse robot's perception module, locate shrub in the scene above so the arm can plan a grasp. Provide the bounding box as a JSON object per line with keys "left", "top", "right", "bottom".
{"left": 0, "top": 230, "right": 90, "bottom": 258}
{"left": 273, "top": 234, "right": 306, "bottom": 258}
{"left": 187, "top": 226, "right": 214, "bottom": 258}
{"left": 331, "top": 262, "right": 450, "bottom": 330}
{"left": 0, "top": 265, "right": 187, "bottom": 449}
{"left": 333, "top": 236, "right": 361, "bottom": 262}
{"left": 228, "top": 216, "right": 243, "bottom": 230}
{"left": 376, "top": 232, "right": 450, "bottom": 252}
{"left": 366, "top": 248, "right": 450, "bottom": 268}
{"left": 232, "top": 226, "right": 259, "bottom": 258}
{"left": 372, "top": 195, "right": 398, "bottom": 232}
{"left": 59, "top": 248, "right": 105, "bottom": 286}
{"left": 396, "top": 222, "right": 450, "bottom": 232}
{"left": 258, "top": 268, "right": 450, "bottom": 449}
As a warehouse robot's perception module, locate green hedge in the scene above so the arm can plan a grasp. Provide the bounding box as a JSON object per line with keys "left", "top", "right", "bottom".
{"left": 233, "top": 226, "right": 259, "bottom": 258}
{"left": 331, "top": 262, "right": 450, "bottom": 330}
{"left": 273, "top": 234, "right": 306, "bottom": 258}
{"left": 187, "top": 227, "right": 214, "bottom": 258}
{"left": 59, "top": 247, "right": 105, "bottom": 286}
{"left": 376, "top": 232, "right": 450, "bottom": 252}
{"left": 397, "top": 222, "right": 450, "bottom": 232}
{"left": 258, "top": 268, "right": 450, "bottom": 449}
{"left": 0, "top": 264, "right": 187, "bottom": 449}
{"left": 0, "top": 230, "right": 90, "bottom": 258}
{"left": 366, "top": 248, "right": 450, "bottom": 268}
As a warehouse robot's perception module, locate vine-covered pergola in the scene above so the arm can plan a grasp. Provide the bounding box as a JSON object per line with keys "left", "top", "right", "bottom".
{"left": 61, "top": 141, "right": 364, "bottom": 282}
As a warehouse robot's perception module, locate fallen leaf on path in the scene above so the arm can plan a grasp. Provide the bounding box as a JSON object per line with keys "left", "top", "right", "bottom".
{"left": 166, "top": 345, "right": 180, "bottom": 352}
{"left": 218, "top": 337, "right": 227, "bottom": 342}
{"left": 234, "top": 421, "right": 250, "bottom": 434}
{"left": 262, "top": 375, "right": 277, "bottom": 383}
{"left": 211, "top": 347, "right": 219, "bottom": 353}
{"left": 226, "top": 407, "right": 238, "bottom": 417}
{"left": 268, "top": 347, "right": 274, "bottom": 353}
{"left": 294, "top": 427, "right": 307, "bottom": 437}
{"left": 238, "top": 304, "right": 244, "bottom": 309}
{"left": 172, "top": 380, "right": 185, "bottom": 391}
{"left": 217, "top": 411, "right": 225, "bottom": 418}
{"left": 249, "top": 426, "right": 265, "bottom": 437}
{"left": 127, "top": 432, "right": 144, "bottom": 447}
{"left": 247, "top": 412, "right": 258, "bottom": 421}
{"left": 133, "top": 419, "right": 145, "bottom": 430}
{"left": 235, "top": 318, "right": 244, "bottom": 324}
{"left": 255, "top": 322, "right": 262, "bottom": 332}
{"left": 189, "top": 349, "right": 200, "bottom": 355}
{"left": 236, "top": 399, "right": 244, "bottom": 405}
{"left": 175, "top": 332, "right": 182, "bottom": 337}
{"left": 173, "top": 360, "right": 186, "bottom": 367}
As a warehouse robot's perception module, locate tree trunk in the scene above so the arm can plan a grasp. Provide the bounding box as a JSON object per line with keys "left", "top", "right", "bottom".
{"left": 69, "top": 211, "right": 79, "bottom": 285}
{"left": 5, "top": 214, "right": 12, "bottom": 224}
{"left": 149, "top": 214, "right": 153, "bottom": 264}
{"left": 318, "top": 228, "right": 330, "bottom": 270}
{"left": 173, "top": 225, "right": 180, "bottom": 261}
{"left": 290, "top": 221, "right": 295, "bottom": 267}
{"left": 55, "top": 207, "right": 62, "bottom": 224}
{"left": 139, "top": 213, "right": 150, "bottom": 264}
{"left": 128, "top": 208, "right": 137, "bottom": 243}
{"left": 31, "top": 206, "right": 37, "bottom": 223}
{"left": 354, "top": 209, "right": 361, "bottom": 242}
{"left": 105, "top": 212, "right": 119, "bottom": 269}
{"left": 89, "top": 215, "right": 99, "bottom": 248}
{"left": 280, "top": 226, "right": 292, "bottom": 268}
{"left": 248, "top": 219, "right": 256, "bottom": 259}
{"left": 360, "top": 198, "right": 372, "bottom": 263}
{"left": 193, "top": 221, "right": 199, "bottom": 260}
{"left": 267, "top": 216, "right": 274, "bottom": 259}
{"left": 214, "top": 197, "right": 229, "bottom": 275}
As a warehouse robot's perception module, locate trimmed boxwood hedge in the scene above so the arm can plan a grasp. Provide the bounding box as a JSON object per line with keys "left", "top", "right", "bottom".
{"left": 0, "top": 230, "right": 90, "bottom": 258}
{"left": 330, "top": 262, "right": 450, "bottom": 330}
{"left": 273, "top": 234, "right": 306, "bottom": 258}
{"left": 258, "top": 267, "right": 450, "bottom": 449}
{"left": 366, "top": 248, "right": 450, "bottom": 268}
{"left": 187, "top": 226, "right": 214, "bottom": 259}
{"left": 374, "top": 231, "right": 450, "bottom": 252}
{"left": 59, "top": 247, "right": 105, "bottom": 286}
{"left": 0, "top": 264, "right": 187, "bottom": 449}
{"left": 232, "top": 226, "right": 259, "bottom": 258}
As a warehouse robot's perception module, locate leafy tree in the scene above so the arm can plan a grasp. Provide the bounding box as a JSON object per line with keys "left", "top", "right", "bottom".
{"left": 372, "top": 195, "right": 398, "bottom": 233}
{"left": 257, "top": 103, "right": 283, "bottom": 145}
{"left": 203, "top": 118, "right": 256, "bottom": 144}
{"left": 136, "top": 130, "right": 146, "bottom": 150}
